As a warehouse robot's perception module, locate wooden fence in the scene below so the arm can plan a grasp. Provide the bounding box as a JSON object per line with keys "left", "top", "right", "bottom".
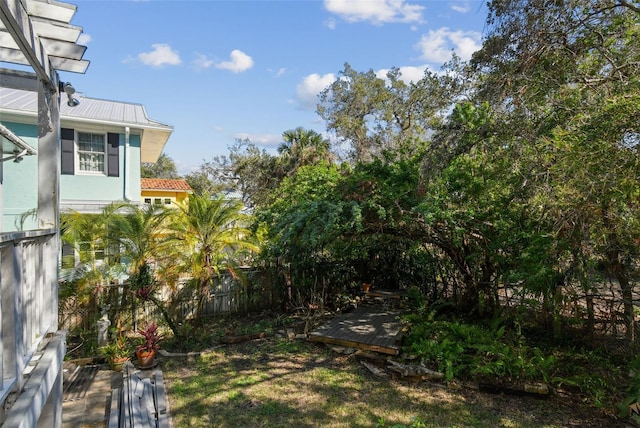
{"left": 59, "top": 268, "right": 282, "bottom": 333}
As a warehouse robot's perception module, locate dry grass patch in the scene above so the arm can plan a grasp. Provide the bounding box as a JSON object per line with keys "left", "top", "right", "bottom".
{"left": 162, "top": 338, "right": 624, "bottom": 427}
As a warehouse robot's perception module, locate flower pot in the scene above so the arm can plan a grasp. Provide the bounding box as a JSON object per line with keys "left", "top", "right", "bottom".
{"left": 110, "top": 356, "right": 129, "bottom": 372}
{"left": 136, "top": 350, "right": 156, "bottom": 368}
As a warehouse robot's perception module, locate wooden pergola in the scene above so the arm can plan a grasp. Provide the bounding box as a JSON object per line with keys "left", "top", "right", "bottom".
{"left": 1, "top": 0, "right": 90, "bottom": 191}
{"left": 0, "top": 1, "right": 89, "bottom": 427}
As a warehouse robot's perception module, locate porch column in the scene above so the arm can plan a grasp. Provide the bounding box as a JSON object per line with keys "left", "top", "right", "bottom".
{"left": 37, "top": 83, "right": 60, "bottom": 230}
{"left": 37, "top": 82, "right": 60, "bottom": 333}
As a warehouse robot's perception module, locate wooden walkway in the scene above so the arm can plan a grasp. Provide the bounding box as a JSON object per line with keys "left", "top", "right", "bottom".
{"left": 62, "top": 361, "right": 122, "bottom": 428}
{"left": 63, "top": 363, "right": 101, "bottom": 402}
{"left": 308, "top": 305, "right": 406, "bottom": 355}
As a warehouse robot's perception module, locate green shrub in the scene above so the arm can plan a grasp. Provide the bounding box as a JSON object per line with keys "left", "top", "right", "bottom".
{"left": 404, "top": 319, "right": 554, "bottom": 383}
{"left": 617, "top": 354, "right": 640, "bottom": 421}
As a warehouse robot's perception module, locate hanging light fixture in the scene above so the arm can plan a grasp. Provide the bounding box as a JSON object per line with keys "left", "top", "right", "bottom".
{"left": 62, "top": 82, "right": 80, "bottom": 107}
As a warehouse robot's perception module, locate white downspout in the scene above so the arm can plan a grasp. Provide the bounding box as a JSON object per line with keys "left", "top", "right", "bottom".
{"left": 124, "top": 126, "right": 131, "bottom": 201}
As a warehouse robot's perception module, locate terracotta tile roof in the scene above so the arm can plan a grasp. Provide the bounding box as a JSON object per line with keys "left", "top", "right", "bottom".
{"left": 141, "top": 178, "right": 192, "bottom": 192}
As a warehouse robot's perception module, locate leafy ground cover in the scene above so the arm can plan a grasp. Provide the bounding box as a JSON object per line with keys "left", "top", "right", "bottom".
{"left": 161, "top": 336, "right": 626, "bottom": 428}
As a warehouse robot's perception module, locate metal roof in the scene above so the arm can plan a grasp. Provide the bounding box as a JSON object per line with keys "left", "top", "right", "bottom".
{"left": 0, "top": 87, "right": 173, "bottom": 162}
{"left": 0, "top": 87, "right": 172, "bottom": 129}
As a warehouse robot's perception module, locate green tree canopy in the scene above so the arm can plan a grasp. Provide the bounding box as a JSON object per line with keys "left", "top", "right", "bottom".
{"left": 277, "top": 127, "right": 334, "bottom": 177}
{"left": 141, "top": 152, "right": 181, "bottom": 179}
{"left": 317, "top": 63, "right": 459, "bottom": 162}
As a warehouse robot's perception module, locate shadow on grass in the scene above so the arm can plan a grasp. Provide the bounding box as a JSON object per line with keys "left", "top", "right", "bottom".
{"left": 161, "top": 339, "right": 624, "bottom": 428}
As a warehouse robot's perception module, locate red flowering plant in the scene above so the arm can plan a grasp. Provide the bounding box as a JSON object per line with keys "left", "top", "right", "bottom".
{"left": 136, "top": 322, "right": 162, "bottom": 354}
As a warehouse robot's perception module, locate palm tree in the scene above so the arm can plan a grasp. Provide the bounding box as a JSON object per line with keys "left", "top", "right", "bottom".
{"left": 163, "top": 193, "right": 259, "bottom": 320}
{"left": 277, "top": 127, "right": 333, "bottom": 176}
{"left": 60, "top": 203, "right": 124, "bottom": 299}
{"left": 105, "top": 202, "right": 170, "bottom": 328}
{"left": 107, "top": 202, "right": 169, "bottom": 273}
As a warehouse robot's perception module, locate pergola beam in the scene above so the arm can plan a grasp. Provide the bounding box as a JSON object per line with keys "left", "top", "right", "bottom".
{"left": 0, "top": 0, "right": 58, "bottom": 89}
{"left": 0, "top": 67, "right": 39, "bottom": 90}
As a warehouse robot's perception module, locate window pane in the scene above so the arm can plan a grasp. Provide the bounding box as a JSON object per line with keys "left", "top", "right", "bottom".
{"left": 78, "top": 132, "right": 106, "bottom": 172}
{"left": 79, "top": 153, "right": 105, "bottom": 172}
{"left": 78, "top": 133, "right": 104, "bottom": 152}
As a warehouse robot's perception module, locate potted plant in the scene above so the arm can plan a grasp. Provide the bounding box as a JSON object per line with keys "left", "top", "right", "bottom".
{"left": 100, "top": 333, "right": 132, "bottom": 371}
{"left": 136, "top": 322, "right": 162, "bottom": 368}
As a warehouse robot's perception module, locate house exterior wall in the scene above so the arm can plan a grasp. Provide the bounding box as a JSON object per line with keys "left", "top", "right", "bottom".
{"left": 141, "top": 189, "right": 189, "bottom": 206}
{"left": 1, "top": 120, "right": 147, "bottom": 225}
{"left": 60, "top": 132, "right": 143, "bottom": 209}
{"left": 1, "top": 122, "right": 38, "bottom": 231}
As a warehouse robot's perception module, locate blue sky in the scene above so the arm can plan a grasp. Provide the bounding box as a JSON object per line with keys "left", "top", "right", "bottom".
{"left": 62, "top": 0, "right": 488, "bottom": 175}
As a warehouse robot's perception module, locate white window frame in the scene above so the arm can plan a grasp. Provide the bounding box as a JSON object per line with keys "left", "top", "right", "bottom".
{"left": 75, "top": 130, "right": 108, "bottom": 175}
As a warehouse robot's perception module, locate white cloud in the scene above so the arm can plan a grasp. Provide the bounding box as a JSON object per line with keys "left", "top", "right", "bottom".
{"left": 451, "top": 3, "right": 471, "bottom": 13}
{"left": 324, "top": 0, "right": 424, "bottom": 25}
{"left": 295, "top": 66, "right": 435, "bottom": 113}
{"left": 174, "top": 159, "right": 199, "bottom": 176}
{"left": 448, "top": 30, "right": 483, "bottom": 60}
{"left": 268, "top": 67, "right": 287, "bottom": 77}
{"left": 215, "top": 49, "right": 254, "bottom": 73}
{"left": 324, "top": 17, "right": 337, "bottom": 29}
{"left": 233, "top": 132, "right": 282, "bottom": 148}
{"left": 138, "top": 44, "right": 181, "bottom": 67}
{"left": 295, "top": 73, "right": 336, "bottom": 111}
{"left": 77, "top": 33, "right": 91, "bottom": 45}
{"left": 193, "top": 53, "right": 214, "bottom": 71}
{"left": 375, "top": 65, "right": 432, "bottom": 83}
{"left": 416, "top": 27, "right": 481, "bottom": 64}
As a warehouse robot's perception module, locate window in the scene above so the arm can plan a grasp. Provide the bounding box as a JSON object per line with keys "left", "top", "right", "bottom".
{"left": 164, "top": 199, "right": 171, "bottom": 205}
{"left": 144, "top": 198, "right": 152, "bottom": 204}
{"left": 77, "top": 132, "right": 106, "bottom": 173}
{"left": 78, "top": 241, "right": 105, "bottom": 262}
{"left": 61, "top": 128, "right": 120, "bottom": 177}
{"left": 154, "top": 198, "right": 162, "bottom": 205}
{"left": 61, "top": 242, "right": 76, "bottom": 269}
{"left": 65, "top": 240, "right": 120, "bottom": 268}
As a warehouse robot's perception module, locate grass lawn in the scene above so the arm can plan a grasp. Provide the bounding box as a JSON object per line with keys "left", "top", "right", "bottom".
{"left": 161, "top": 338, "right": 624, "bottom": 428}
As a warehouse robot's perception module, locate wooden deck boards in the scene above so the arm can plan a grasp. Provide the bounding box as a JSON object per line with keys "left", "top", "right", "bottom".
{"left": 308, "top": 306, "right": 406, "bottom": 355}
{"left": 63, "top": 363, "right": 100, "bottom": 402}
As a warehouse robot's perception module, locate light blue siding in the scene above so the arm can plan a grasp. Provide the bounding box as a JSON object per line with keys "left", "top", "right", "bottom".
{"left": 1, "top": 121, "right": 145, "bottom": 230}
{"left": 128, "top": 134, "right": 142, "bottom": 203}
{"left": 2, "top": 122, "right": 38, "bottom": 232}
{"left": 59, "top": 132, "right": 141, "bottom": 203}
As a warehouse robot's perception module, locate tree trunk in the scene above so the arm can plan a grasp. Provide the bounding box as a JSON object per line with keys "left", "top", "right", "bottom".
{"left": 149, "top": 295, "right": 180, "bottom": 339}
{"left": 618, "top": 272, "right": 635, "bottom": 342}
{"left": 605, "top": 244, "right": 634, "bottom": 342}
{"left": 585, "top": 293, "right": 595, "bottom": 337}
{"left": 602, "top": 207, "right": 635, "bottom": 342}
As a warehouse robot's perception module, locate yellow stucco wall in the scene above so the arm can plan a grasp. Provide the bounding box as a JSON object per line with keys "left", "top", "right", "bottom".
{"left": 141, "top": 189, "right": 189, "bottom": 207}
